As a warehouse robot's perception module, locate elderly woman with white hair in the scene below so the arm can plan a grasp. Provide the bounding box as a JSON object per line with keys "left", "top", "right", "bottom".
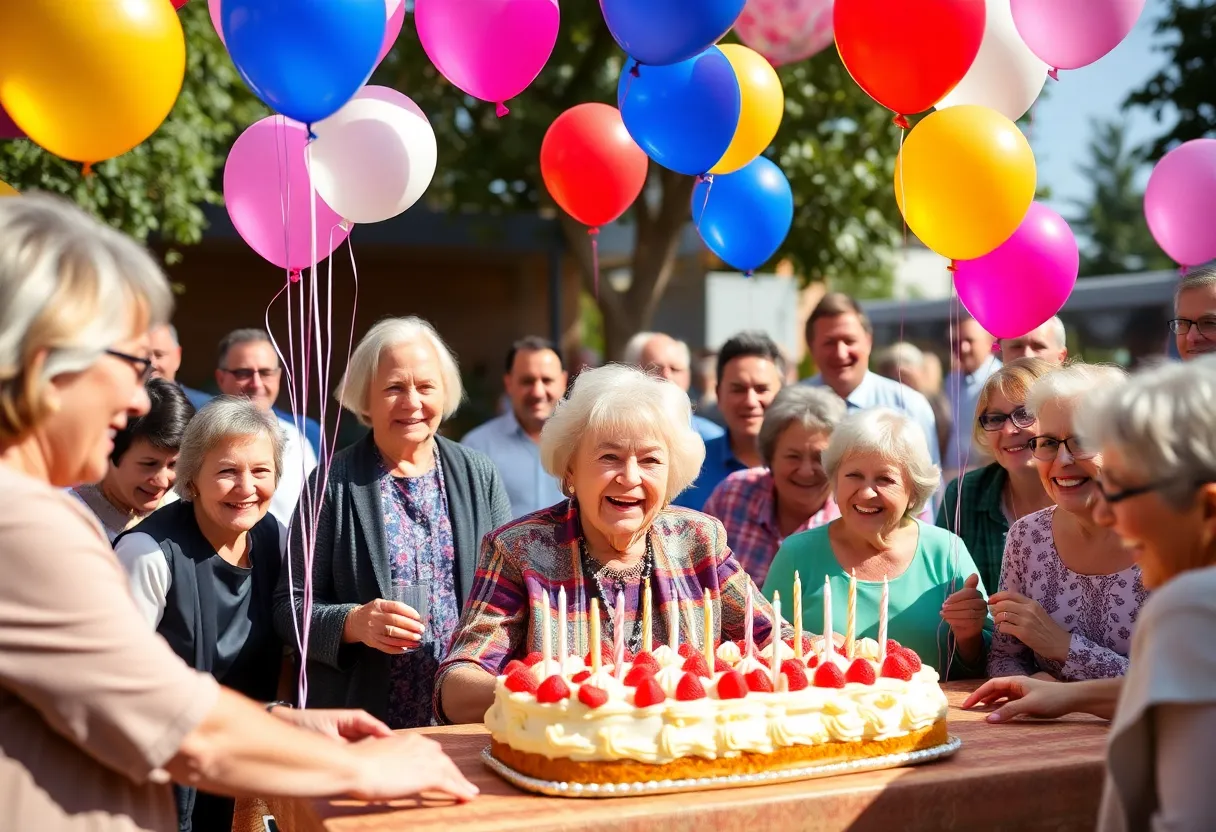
{"left": 436, "top": 365, "right": 790, "bottom": 724}
{"left": 703, "top": 385, "right": 846, "bottom": 585}
{"left": 763, "top": 408, "right": 992, "bottom": 676}
{"left": 274, "top": 316, "right": 511, "bottom": 730}
{"left": 0, "top": 195, "right": 476, "bottom": 832}
{"left": 985, "top": 363, "right": 1148, "bottom": 682}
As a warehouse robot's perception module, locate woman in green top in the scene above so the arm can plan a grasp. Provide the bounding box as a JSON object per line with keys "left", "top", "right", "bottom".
{"left": 763, "top": 408, "right": 993, "bottom": 677}
{"left": 936, "top": 358, "right": 1057, "bottom": 592}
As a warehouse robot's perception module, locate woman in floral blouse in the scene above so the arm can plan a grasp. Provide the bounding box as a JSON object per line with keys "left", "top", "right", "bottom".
{"left": 987, "top": 363, "right": 1149, "bottom": 681}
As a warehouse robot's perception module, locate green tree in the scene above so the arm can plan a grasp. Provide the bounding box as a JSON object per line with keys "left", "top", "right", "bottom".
{"left": 379, "top": 9, "right": 900, "bottom": 358}
{"left": 1125, "top": 0, "right": 1216, "bottom": 159}
{"left": 0, "top": 4, "right": 265, "bottom": 258}
{"left": 1069, "top": 118, "right": 1173, "bottom": 276}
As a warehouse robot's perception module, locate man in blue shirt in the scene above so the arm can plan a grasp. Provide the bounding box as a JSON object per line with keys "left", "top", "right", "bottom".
{"left": 624, "top": 331, "right": 725, "bottom": 443}
{"left": 674, "top": 332, "right": 785, "bottom": 511}
{"left": 462, "top": 336, "right": 568, "bottom": 519}
{"left": 944, "top": 316, "right": 1000, "bottom": 477}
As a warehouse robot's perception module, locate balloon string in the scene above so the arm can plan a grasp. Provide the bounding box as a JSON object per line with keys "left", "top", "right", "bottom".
{"left": 898, "top": 127, "right": 908, "bottom": 251}
{"left": 588, "top": 227, "right": 600, "bottom": 300}
{"left": 695, "top": 174, "right": 714, "bottom": 226}
{"left": 620, "top": 61, "right": 640, "bottom": 105}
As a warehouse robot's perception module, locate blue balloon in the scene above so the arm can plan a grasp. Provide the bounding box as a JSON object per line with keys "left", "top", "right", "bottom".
{"left": 693, "top": 157, "right": 794, "bottom": 273}
{"left": 618, "top": 50, "right": 741, "bottom": 177}
{"left": 224, "top": 0, "right": 385, "bottom": 127}
{"left": 600, "top": 0, "right": 746, "bottom": 66}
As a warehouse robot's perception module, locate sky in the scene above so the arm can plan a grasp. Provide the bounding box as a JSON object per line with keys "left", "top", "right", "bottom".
{"left": 1031, "top": 0, "right": 1176, "bottom": 216}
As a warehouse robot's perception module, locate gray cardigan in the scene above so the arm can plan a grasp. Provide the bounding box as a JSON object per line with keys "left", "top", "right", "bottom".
{"left": 272, "top": 432, "right": 511, "bottom": 720}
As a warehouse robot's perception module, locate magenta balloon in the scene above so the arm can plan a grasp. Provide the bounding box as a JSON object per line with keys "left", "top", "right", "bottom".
{"left": 952, "top": 202, "right": 1079, "bottom": 339}
{"left": 223, "top": 116, "right": 351, "bottom": 272}
{"left": 415, "top": 0, "right": 559, "bottom": 114}
{"left": 1145, "top": 139, "right": 1216, "bottom": 269}
{"left": 1011, "top": 0, "right": 1145, "bottom": 71}
{"left": 735, "top": 0, "right": 835, "bottom": 66}
{"left": 0, "top": 105, "right": 24, "bottom": 140}
{"left": 376, "top": 0, "right": 406, "bottom": 67}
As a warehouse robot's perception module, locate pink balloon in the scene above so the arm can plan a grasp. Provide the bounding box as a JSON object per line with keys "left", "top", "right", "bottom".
{"left": 1011, "top": 0, "right": 1145, "bottom": 72}
{"left": 953, "top": 202, "right": 1079, "bottom": 339}
{"left": 208, "top": 0, "right": 225, "bottom": 45}
{"left": 415, "top": 0, "right": 559, "bottom": 116}
{"left": 376, "top": 0, "right": 406, "bottom": 67}
{"left": 0, "top": 105, "right": 24, "bottom": 140}
{"left": 1145, "top": 139, "right": 1216, "bottom": 269}
{"left": 735, "top": 0, "right": 835, "bottom": 67}
{"left": 223, "top": 116, "right": 351, "bottom": 272}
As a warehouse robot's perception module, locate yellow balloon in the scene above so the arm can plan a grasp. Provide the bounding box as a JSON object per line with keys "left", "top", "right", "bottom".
{"left": 709, "top": 44, "right": 784, "bottom": 175}
{"left": 894, "top": 105, "right": 1036, "bottom": 261}
{"left": 0, "top": 182, "right": 17, "bottom": 198}
{"left": 0, "top": 0, "right": 186, "bottom": 164}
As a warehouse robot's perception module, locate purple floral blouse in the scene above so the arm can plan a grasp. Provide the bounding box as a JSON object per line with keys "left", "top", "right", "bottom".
{"left": 379, "top": 457, "right": 459, "bottom": 729}
{"left": 988, "top": 506, "right": 1149, "bottom": 681}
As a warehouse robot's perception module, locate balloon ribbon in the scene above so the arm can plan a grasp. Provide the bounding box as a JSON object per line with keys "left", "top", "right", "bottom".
{"left": 588, "top": 226, "right": 600, "bottom": 299}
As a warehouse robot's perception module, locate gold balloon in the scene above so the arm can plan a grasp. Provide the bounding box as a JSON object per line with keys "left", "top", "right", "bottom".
{"left": 710, "top": 45, "right": 785, "bottom": 175}
{"left": 0, "top": 0, "right": 186, "bottom": 164}
{"left": 0, "top": 182, "right": 17, "bottom": 198}
{"left": 894, "top": 105, "right": 1037, "bottom": 262}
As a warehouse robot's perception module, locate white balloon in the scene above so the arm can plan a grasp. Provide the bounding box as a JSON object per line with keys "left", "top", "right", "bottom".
{"left": 937, "top": 0, "right": 1049, "bottom": 121}
{"left": 309, "top": 94, "right": 437, "bottom": 225}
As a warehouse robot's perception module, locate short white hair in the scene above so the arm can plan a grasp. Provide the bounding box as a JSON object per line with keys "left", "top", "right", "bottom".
{"left": 875, "top": 341, "right": 925, "bottom": 372}
{"left": 539, "top": 364, "right": 705, "bottom": 503}
{"left": 1176, "top": 265, "right": 1216, "bottom": 307}
{"left": 823, "top": 408, "right": 940, "bottom": 518}
{"left": 175, "top": 396, "right": 285, "bottom": 499}
{"left": 622, "top": 332, "right": 657, "bottom": 366}
{"left": 337, "top": 316, "right": 464, "bottom": 427}
{"left": 1027, "top": 363, "right": 1128, "bottom": 419}
{"left": 0, "top": 193, "right": 172, "bottom": 440}
{"left": 1077, "top": 357, "right": 1216, "bottom": 509}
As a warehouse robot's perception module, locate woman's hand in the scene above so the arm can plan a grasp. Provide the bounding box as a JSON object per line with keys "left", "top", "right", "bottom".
{"left": 271, "top": 706, "right": 393, "bottom": 742}
{"left": 988, "top": 591, "right": 1071, "bottom": 663}
{"left": 342, "top": 599, "right": 424, "bottom": 653}
{"left": 963, "top": 675, "right": 1085, "bottom": 723}
{"left": 941, "top": 574, "right": 987, "bottom": 643}
{"left": 348, "top": 734, "right": 480, "bottom": 803}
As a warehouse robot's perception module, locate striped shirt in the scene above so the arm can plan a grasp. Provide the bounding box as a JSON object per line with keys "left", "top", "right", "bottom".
{"left": 434, "top": 500, "right": 791, "bottom": 720}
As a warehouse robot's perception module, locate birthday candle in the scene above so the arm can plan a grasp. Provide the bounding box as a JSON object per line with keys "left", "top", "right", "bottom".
{"left": 744, "top": 589, "right": 754, "bottom": 657}
{"left": 612, "top": 592, "right": 626, "bottom": 679}
{"left": 793, "top": 572, "right": 803, "bottom": 660}
{"left": 878, "top": 574, "right": 889, "bottom": 662}
{"left": 557, "top": 585, "right": 568, "bottom": 674}
{"left": 590, "top": 598, "right": 602, "bottom": 673}
{"left": 822, "top": 576, "right": 833, "bottom": 664}
{"left": 702, "top": 589, "right": 714, "bottom": 666}
{"left": 642, "top": 577, "right": 653, "bottom": 654}
{"left": 846, "top": 569, "right": 857, "bottom": 660}
{"left": 541, "top": 591, "right": 552, "bottom": 679}
{"left": 770, "top": 592, "right": 781, "bottom": 689}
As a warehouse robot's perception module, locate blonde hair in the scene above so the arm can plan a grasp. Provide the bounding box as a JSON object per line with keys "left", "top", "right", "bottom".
{"left": 0, "top": 194, "right": 172, "bottom": 441}
{"left": 971, "top": 357, "right": 1056, "bottom": 450}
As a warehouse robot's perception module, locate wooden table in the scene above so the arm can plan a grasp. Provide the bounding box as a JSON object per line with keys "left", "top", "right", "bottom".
{"left": 258, "top": 682, "right": 1109, "bottom": 832}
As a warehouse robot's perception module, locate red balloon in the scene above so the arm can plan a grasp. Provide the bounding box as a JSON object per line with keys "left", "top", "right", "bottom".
{"left": 834, "top": 0, "right": 986, "bottom": 119}
{"left": 540, "top": 103, "right": 648, "bottom": 228}
{"left": 172, "top": 0, "right": 190, "bottom": 7}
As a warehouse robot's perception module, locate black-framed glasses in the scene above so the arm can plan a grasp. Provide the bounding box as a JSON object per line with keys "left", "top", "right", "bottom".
{"left": 978, "top": 406, "right": 1035, "bottom": 431}
{"left": 1028, "top": 435, "right": 1096, "bottom": 461}
{"left": 1096, "top": 479, "right": 1168, "bottom": 504}
{"left": 1168, "top": 317, "right": 1216, "bottom": 341}
{"left": 105, "top": 349, "right": 153, "bottom": 382}
{"left": 219, "top": 367, "right": 281, "bottom": 382}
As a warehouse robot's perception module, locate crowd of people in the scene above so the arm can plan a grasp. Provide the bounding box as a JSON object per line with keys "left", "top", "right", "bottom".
{"left": 3, "top": 193, "right": 1216, "bottom": 830}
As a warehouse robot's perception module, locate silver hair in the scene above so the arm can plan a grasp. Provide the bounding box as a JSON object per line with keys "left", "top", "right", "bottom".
{"left": 1175, "top": 265, "right": 1216, "bottom": 306}
{"left": 216, "top": 327, "right": 274, "bottom": 368}
{"left": 539, "top": 364, "right": 706, "bottom": 503}
{"left": 622, "top": 332, "right": 657, "bottom": 366}
{"left": 1026, "top": 363, "right": 1128, "bottom": 418}
{"left": 758, "top": 386, "right": 847, "bottom": 467}
{"left": 1077, "top": 356, "right": 1216, "bottom": 509}
{"left": 822, "top": 408, "right": 941, "bottom": 518}
{"left": 0, "top": 193, "right": 172, "bottom": 438}
{"left": 336, "top": 316, "right": 463, "bottom": 427}
{"left": 875, "top": 342, "right": 925, "bottom": 372}
{"left": 174, "top": 396, "right": 285, "bottom": 500}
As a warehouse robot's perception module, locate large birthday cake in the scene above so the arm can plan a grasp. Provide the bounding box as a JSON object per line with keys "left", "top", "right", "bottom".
{"left": 485, "top": 581, "right": 949, "bottom": 785}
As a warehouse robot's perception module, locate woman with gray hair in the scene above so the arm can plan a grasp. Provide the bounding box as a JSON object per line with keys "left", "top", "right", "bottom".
{"left": 763, "top": 407, "right": 991, "bottom": 677}
{"left": 985, "top": 363, "right": 1148, "bottom": 682}
{"left": 703, "top": 386, "right": 846, "bottom": 585}
{"left": 0, "top": 195, "right": 476, "bottom": 832}
{"left": 274, "top": 316, "right": 511, "bottom": 730}
{"left": 436, "top": 365, "right": 791, "bottom": 724}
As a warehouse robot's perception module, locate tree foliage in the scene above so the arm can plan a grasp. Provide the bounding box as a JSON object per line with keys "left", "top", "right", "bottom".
{"left": 1125, "top": 0, "right": 1216, "bottom": 159}
{"left": 0, "top": 4, "right": 265, "bottom": 258}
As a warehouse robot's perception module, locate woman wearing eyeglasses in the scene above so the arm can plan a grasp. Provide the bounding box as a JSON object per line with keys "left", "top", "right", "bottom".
{"left": 986, "top": 363, "right": 1149, "bottom": 682}
{"left": 936, "top": 358, "right": 1056, "bottom": 594}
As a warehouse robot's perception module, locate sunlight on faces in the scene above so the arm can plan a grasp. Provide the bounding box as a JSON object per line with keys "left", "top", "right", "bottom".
{"left": 981, "top": 389, "right": 1038, "bottom": 474}
{"left": 953, "top": 319, "right": 995, "bottom": 375}
{"left": 147, "top": 325, "right": 181, "bottom": 382}
{"left": 194, "top": 434, "right": 276, "bottom": 534}
{"left": 568, "top": 430, "right": 670, "bottom": 553}
{"left": 718, "top": 355, "right": 781, "bottom": 440}
{"left": 1033, "top": 399, "right": 1101, "bottom": 514}
{"left": 104, "top": 438, "right": 179, "bottom": 513}
{"left": 369, "top": 340, "right": 445, "bottom": 447}
{"left": 834, "top": 451, "right": 911, "bottom": 538}
{"left": 505, "top": 348, "right": 567, "bottom": 435}
{"left": 771, "top": 423, "right": 832, "bottom": 518}
{"left": 217, "top": 340, "right": 281, "bottom": 411}
{"left": 1000, "top": 325, "right": 1066, "bottom": 364}
{"left": 639, "top": 336, "right": 691, "bottom": 392}
{"left": 810, "top": 313, "right": 871, "bottom": 395}
{"left": 1175, "top": 286, "right": 1216, "bottom": 361}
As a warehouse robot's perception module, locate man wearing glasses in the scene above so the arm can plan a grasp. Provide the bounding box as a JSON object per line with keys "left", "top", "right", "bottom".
{"left": 1171, "top": 265, "right": 1216, "bottom": 362}
{"left": 214, "top": 328, "right": 318, "bottom": 527}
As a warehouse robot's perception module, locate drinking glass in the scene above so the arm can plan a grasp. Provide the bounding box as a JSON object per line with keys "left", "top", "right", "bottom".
{"left": 391, "top": 581, "right": 430, "bottom": 652}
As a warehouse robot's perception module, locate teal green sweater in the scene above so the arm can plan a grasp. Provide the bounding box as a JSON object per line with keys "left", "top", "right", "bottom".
{"left": 761, "top": 520, "right": 993, "bottom": 679}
